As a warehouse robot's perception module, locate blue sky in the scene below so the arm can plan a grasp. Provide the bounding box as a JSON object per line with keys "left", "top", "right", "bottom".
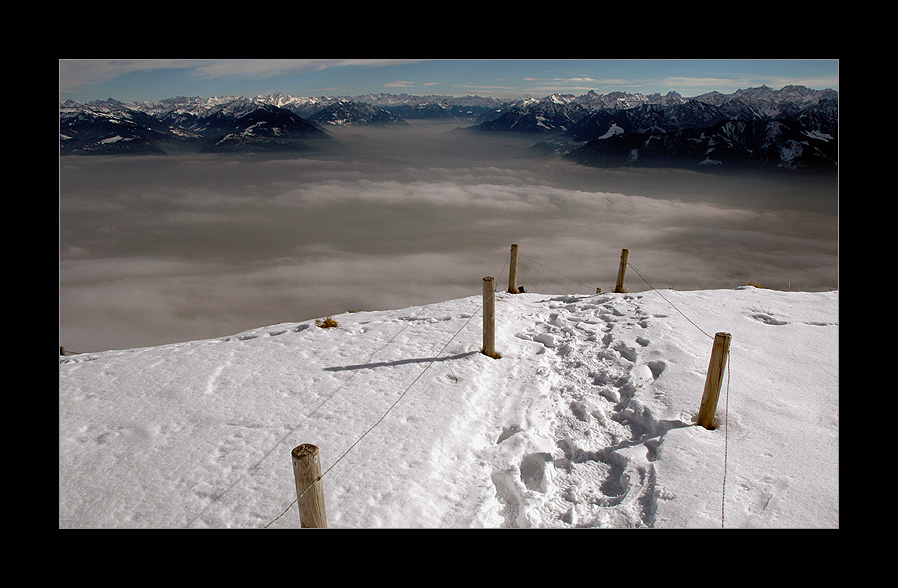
{"left": 59, "top": 59, "right": 839, "bottom": 103}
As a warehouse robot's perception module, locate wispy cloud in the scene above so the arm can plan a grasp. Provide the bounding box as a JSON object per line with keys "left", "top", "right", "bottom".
{"left": 521, "top": 76, "right": 639, "bottom": 95}
{"left": 384, "top": 80, "right": 417, "bottom": 88}
{"left": 193, "top": 59, "right": 424, "bottom": 79}
{"left": 663, "top": 76, "right": 756, "bottom": 93}
{"left": 59, "top": 59, "right": 200, "bottom": 92}
{"left": 555, "top": 76, "right": 600, "bottom": 83}
{"left": 59, "top": 59, "right": 426, "bottom": 94}
{"left": 449, "top": 83, "right": 520, "bottom": 97}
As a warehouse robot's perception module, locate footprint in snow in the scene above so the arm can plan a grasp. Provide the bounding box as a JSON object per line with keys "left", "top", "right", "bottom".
{"left": 750, "top": 313, "right": 788, "bottom": 326}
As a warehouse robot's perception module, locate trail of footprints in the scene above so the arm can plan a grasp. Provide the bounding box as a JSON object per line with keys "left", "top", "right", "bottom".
{"left": 494, "top": 294, "right": 672, "bottom": 528}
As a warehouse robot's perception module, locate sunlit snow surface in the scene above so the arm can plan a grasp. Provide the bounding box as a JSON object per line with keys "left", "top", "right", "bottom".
{"left": 59, "top": 286, "right": 838, "bottom": 528}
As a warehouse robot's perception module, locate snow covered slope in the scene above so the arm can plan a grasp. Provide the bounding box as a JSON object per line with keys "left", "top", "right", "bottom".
{"left": 58, "top": 286, "right": 838, "bottom": 528}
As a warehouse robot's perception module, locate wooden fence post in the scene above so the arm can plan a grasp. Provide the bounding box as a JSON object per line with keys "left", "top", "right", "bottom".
{"left": 697, "top": 332, "right": 732, "bottom": 429}
{"left": 508, "top": 244, "right": 519, "bottom": 294}
{"left": 292, "top": 444, "right": 327, "bottom": 528}
{"left": 482, "top": 276, "right": 499, "bottom": 358}
{"left": 614, "top": 248, "right": 629, "bottom": 293}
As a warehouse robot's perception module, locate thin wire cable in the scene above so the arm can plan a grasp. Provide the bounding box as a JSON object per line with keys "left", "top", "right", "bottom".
{"left": 519, "top": 253, "right": 594, "bottom": 291}
{"left": 269, "top": 252, "right": 733, "bottom": 528}
{"left": 262, "top": 306, "right": 433, "bottom": 528}
{"left": 496, "top": 253, "right": 510, "bottom": 293}
{"left": 187, "top": 306, "right": 425, "bottom": 529}
{"left": 268, "top": 254, "right": 511, "bottom": 527}
{"left": 721, "top": 352, "right": 731, "bottom": 528}
{"left": 622, "top": 258, "right": 734, "bottom": 527}
{"left": 626, "top": 261, "right": 714, "bottom": 340}
{"left": 265, "top": 291, "right": 494, "bottom": 527}
{"left": 323, "top": 295, "right": 488, "bottom": 477}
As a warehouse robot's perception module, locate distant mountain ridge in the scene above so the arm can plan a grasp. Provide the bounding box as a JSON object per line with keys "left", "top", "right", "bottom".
{"left": 59, "top": 96, "right": 326, "bottom": 155}
{"left": 564, "top": 86, "right": 837, "bottom": 171}
{"left": 472, "top": 85, "right": 837, "bottom": 171}
{"left": 59, "top": 85, "right": 837, "bottom": 171}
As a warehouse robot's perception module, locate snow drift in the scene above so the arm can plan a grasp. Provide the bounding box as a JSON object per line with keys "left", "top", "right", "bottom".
{"left": 59, "top": 286, "right": 838, "bottom": 528}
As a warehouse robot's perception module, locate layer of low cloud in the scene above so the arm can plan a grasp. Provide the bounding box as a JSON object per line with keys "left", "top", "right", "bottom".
{"left": 59, "top": 123, "right": 838, "bottom": 352}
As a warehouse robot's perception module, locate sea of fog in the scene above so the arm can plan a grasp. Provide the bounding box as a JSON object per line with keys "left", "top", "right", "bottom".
{"left": 59, "top": 121, "right": 838, "bottom": 353}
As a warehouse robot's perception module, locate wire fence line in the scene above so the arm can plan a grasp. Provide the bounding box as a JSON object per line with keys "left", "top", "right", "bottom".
{"left": 722, "top": 356, "right": 732, "bottom": 528}
{"left": 58, "top": 243, "right": 735, "bottom": 527}
{"left": 265, "top": 292, "right": 496, "bottom": 527}
{"left": 182, "top": 302, "right": 429, "bottom": 528}
{"left": 625, "top": 261, "right": 714, "bottom": 340}
{"left": 623, "top": 258, "right": 733, "bottom": 529}
{"left": 261, "top": 250, "right": 514, "bottom": 528}
{"left": 508, "top": 250, "right": 734, "bottom": 528}
{"left": 511, "top": 251, "right": 714, "bottom": 342}
{"left": 259, "top": 248, "right": 734, "bottom": 528}
{"left": 63, "top": 245, "right": 729, "bottom": 528}
{"left": 518, "top": 253, "right": 595, "bottom": 292}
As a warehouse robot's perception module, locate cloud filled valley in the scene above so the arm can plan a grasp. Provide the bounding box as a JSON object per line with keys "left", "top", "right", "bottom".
{"left": 59, "top": 122, "right": 838, "bottom": 353}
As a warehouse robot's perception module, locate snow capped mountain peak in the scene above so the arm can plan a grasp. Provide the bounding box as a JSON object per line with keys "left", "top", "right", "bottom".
{"left": 546, "top": 93, "right": 575, "bottom": 105}
{"left": 60, "top": 85, "right": 837, "bottom": 169}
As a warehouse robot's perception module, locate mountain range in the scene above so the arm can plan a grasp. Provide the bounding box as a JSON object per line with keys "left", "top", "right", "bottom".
{"left": 59, "top": 85, "right": 837, "bottom": 171}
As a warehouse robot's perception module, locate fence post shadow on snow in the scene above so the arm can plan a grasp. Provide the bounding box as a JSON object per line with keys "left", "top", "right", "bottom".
{"left": 292, "top": 444, "right": 327, "bottom": 528}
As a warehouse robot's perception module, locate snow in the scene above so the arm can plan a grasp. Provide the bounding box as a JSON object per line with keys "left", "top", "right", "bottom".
{"left": 804, "top": 130, "right": 833, "bottom": 141}
{"left": 59, "top": 284, "right": 838, "bottom": 528}
{"left": 598, "top": 123, "right": 625, "bottom": 140}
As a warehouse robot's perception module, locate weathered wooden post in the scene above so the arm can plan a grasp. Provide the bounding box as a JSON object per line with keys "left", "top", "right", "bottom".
{"left": 614, "top": 248, "right": 629, "bottom": 293}
{"left": 292, "top": 444, "right": 327, "bottom": 528}
{"left": 697, "top": 332, "right": 732, "bottom": 430}
{"left": 508, "top": 244, "right": 519, "bottom": 294}
{"left": 482, "top": 276, "right": 499, "bottom": 358}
